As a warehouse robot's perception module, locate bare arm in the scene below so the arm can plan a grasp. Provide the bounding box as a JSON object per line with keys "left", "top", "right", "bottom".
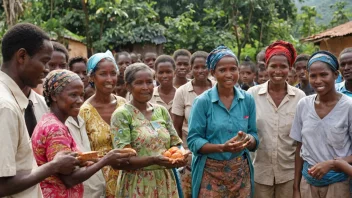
{"left": 0, "top": 152, "right": 79, "bottom": 197}
{"left": 172, "top": 114, "right": 184, "bottom": 138}
{"left": 118, "top": 156, "right": 157, "bottom": 170}
{"left": 334, "top": 159, "right": 352, "bottom": 177}
{"left": 60, "top": 150, "right": 133, "bottom": 188}
{"left": 293, "top": 142, "right": 303, "bottom": 196}
{"left": 0, "top": 162, "right": 58, "bottom": 197}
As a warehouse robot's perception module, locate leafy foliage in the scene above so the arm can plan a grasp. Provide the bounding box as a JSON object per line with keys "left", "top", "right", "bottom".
{"left": 0, "top": 0, "right": 350, "bottom": 59}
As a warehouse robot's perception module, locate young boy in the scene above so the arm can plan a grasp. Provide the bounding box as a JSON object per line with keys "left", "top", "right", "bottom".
{"left": 287, "top": 68, "right": 298, "bottom": 86}
{"left": 239, "top": 60, "right": 257, "bottom": 90}
{"left": 256, "top": 66, "right": 269, "bottom": 85}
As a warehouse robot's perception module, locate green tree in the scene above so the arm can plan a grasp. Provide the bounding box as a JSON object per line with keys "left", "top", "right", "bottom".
{"left": 329, "top": 1, "right": 351, "bottom": 27}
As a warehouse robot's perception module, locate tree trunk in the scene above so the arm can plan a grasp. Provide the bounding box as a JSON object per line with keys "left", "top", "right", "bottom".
{"left": 81, "top": 0, "right": 93, "bottom": 57}
{"left": 3, "top": 0, "right": 24, "bottom": 27}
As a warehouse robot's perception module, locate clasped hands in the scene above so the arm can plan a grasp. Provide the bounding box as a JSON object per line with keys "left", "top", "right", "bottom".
{"left": 223, "top": 131, "right": 253, "bottom": 153}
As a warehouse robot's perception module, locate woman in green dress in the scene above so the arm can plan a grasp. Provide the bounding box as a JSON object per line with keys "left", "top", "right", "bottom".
{"left": 111, "top": 63, "right": 189, "bottom": 197}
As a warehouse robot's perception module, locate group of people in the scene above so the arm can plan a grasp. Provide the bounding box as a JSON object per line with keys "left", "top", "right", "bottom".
{"left": 1, "top": 22, "right": 352, "bottom": 198}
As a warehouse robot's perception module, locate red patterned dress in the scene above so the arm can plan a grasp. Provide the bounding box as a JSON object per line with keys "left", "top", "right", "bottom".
{"left": 32, "top": 113, "right": 84, "bottom": 198}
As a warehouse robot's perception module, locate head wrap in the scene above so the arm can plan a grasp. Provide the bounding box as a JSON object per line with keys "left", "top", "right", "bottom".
{"left": 43, "top": 69, "right": 81, "bottom": 106}
{"left": 206, "top": 46, "right": 239, "bottom": 70}
{"left": 265, "top": 40, "right": 297, "bottom": 68}
{"left": 87, "top": 50, "right": 118, "bottom": 76}
{"left": 307, "top": 51, "right": 339, "bottom": 72}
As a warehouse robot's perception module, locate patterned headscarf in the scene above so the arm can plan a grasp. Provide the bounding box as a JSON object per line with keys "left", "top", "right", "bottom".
{"left": 206, "top": 46, "right": 239, "bottom": 70}
{"left": 43, "top": 69, "right": 81, "bottom": 106}
{"left": 265, "top": 40, "right": 297, "bottom": 68}
{"left": 307, "top": 51, "right": 339, "bottom": 72}
{"left": 87, "top": 50, "right": 117, "bottom": 76}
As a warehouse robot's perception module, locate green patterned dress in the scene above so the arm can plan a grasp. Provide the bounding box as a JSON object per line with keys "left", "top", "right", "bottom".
{"left": 111, "top": 103, "right": 183, "bottom": 198}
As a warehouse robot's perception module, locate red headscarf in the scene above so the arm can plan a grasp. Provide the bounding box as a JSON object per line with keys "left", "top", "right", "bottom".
{"left": 265, "top": 40, "right": 297, "bottom": 68}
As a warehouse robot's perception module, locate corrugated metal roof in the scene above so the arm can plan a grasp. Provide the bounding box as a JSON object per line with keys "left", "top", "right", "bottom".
{"left": 302, "top": 21, "right": 352, "bottom": 43}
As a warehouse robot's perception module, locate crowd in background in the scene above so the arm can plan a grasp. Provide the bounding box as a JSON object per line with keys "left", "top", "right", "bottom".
{"left": 1, "top": 23, "right": 352, "bottom": 198}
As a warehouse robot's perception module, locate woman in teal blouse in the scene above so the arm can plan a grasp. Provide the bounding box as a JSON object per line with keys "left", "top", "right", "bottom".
{"left": 187, "top": 46, "right": 259, "bottom": 198}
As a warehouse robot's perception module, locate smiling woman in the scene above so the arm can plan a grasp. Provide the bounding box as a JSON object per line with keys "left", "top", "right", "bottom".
{"left": 31, "top": 70, "right": 134, "bottom": 198}
{"left": 290, "top": 51, "right": 352, "bottom": 198}
{"left": 187, "top": 46, "right": 259, "bottom": 198}
{"left": 79, "top": 50, "right": 127, "bottom": 198}
{"left": 247, "top": 41, "right": 305, "bottom": 198}
{"left": 111, "top": 63, "right": 187, "bottom": 197}
{"left": 150, "top": 55, "right": 176, "bottom": 113}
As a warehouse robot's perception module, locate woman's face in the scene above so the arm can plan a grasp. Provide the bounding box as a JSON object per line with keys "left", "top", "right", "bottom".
{"left": 71, "top": 61, "right": 88, "bottom": 88}
{"left": 117, "top": 55, "right": 132, "bottom": 77}
{"left": 91, "top": 60, "right": 118, "bottom": 95}
{"left": 48, "top": 51, "right": 67, "bottom": 71}
{"left": 267, "top": 55, "right": 290, "bottom": 85}
{"left": 52, "top": 79, "right": 84, "bottom": 117}
{"left": 309, "top": 61, "right": 338, "bottom": 96}
{"left": 192, "top": 57, "right": 209, "bottom": 82}
{"left": 211, "top": 56, "right": 239, "bottom": 89}
{"left": 175, "top": 55, "right": 191, "bottom": 78}
{"left": 128, "top": 70, "right": 154, "bottom": 103}
{"left": 156, "top": 62, "right": 174, "bottom": 87}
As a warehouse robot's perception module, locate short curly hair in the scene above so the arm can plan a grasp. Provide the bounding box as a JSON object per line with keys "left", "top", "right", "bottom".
{"left": 124, "top": 63, "right": 153, "bottom": 85}
{"left": 173, "top": 49, "right": 191, "bottom": 61}
{"left": 339, "top": 47, "right": 352, "bottom": 59}
{"left": 190, "top": 51, "right": 208, "bottom": 66}
{"left": 154, "top": 55, "right": 176, "bottom": 71}
{"left": 52, "top": 41, "right": 69, "bottom": 62}
{"left": 1, "top": 23, "right": 50, "bottom": 62}
{"left": 68, "top": 56, "right": 87, "bottom": 70}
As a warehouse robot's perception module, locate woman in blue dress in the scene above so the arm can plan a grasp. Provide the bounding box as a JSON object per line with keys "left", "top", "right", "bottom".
{"left": 187, "top": 46, "right": 259, "bottom": 198}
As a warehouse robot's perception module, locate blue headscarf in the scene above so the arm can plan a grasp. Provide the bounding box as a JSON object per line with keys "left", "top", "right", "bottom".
{"left": 206, "top": 46, "right": 239, "bottom": 70}
{"left": 87, "top": 50, "right": 118, "bottom": 76}
{"left": 307, "top": 51, "right": 339, "bottom": 72}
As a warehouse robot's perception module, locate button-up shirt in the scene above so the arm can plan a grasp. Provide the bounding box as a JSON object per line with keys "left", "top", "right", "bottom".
{"left": 150, "top": 86, "right": 174, "bottom": 113}
{"left": 247, "top": 81, "right": 306, "bottom": 185}
{"left": 66, "top": 116, "right": 106, "bottom": 198}
{"left": 28, "top": 89, "right": 49, "bottom": 121}
{"left": 0, "top": 71, "right": 43, "bottom": 198}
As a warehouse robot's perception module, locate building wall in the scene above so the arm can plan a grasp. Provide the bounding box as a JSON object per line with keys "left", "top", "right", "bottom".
{"left": 128, "top": 43, "right": 164, "bottom": 56}
{"left": 67, "top": 40, "right": 88, "bottom": 58}
{"left": 319, "top": 35, "right": 352, "bottom": 57}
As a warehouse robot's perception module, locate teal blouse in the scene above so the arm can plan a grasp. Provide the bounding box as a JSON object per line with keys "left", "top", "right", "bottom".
{"left": 187, "top": 85, "right": 259, "bottom": 198}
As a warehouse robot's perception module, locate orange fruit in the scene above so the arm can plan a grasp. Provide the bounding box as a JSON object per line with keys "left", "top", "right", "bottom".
{"left": 175, "top": 150, "right": 184, "bottom": 155}
{"left": 168, "top": 147, "right": 179, "bottom": 154}
{"left": 171, "top": 152, "right": 183, "bottom": 159}
{"left": 163, "top": 150, "right": 172, "bottom": 158}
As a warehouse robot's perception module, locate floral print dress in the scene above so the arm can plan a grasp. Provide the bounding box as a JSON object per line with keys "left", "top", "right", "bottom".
{"left": 79, "top": 95, "right": 126, "bottom": 198}
{"left": 111, "top": 103, "right": 183, "bottom": 198}
{"left": 32, "top": 113, "right": 84, "bottom": 198}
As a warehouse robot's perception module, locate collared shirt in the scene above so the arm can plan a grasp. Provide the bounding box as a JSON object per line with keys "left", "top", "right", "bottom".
{"left": 290, "top": 94, "right": 352, "bottom": 166}
{"left": 28, "top": 89, "right": 49, "bottom": 121}
{"left": 0, "top": 71, "right": 42, "bottom": 198}
{"left": 149, "top": 86, "right": 174, "bottom": 113}
{"left": 171, "top": 80, "right": 216, "bottom": 146}
{"left": 187, "top": 85, "right": 259, "bottom": 196}
{"left": 336, "top": 81, "right": 352, "bottom": 97}
{"left": 65, "top": 116, "right": 105, "bottom": 198}
{"left": 296, "top": 82, "right": 315, "bottom": 96}
{"left": 247, "top": 81, "right": 306, "bottom": 185}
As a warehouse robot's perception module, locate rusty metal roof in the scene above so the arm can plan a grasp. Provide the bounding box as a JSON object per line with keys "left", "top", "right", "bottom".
{"left": 302, "top": 21, "right": 352, "bottom": 43}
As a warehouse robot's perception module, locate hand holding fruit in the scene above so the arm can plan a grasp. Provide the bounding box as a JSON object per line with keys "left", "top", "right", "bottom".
{"left": 158, "top": 146, "right": 189, "bottom": 168}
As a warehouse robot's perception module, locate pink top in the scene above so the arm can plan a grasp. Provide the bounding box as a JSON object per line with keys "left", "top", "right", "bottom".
{"left": 32, "top": 113, "right": 83, "bottom": 198}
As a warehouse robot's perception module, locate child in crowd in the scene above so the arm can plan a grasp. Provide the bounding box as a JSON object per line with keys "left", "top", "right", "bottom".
{"left": 256, "top": 66, "right": 269, "bottom": 84}
{"left": 239, "top": 60, "right": 257, "bottom": 90}
{"left": 287, "top": 68, "right": 298, "bottom": 86}
{"left": 143, "top": 51, "right": 157, "bottom": 70}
